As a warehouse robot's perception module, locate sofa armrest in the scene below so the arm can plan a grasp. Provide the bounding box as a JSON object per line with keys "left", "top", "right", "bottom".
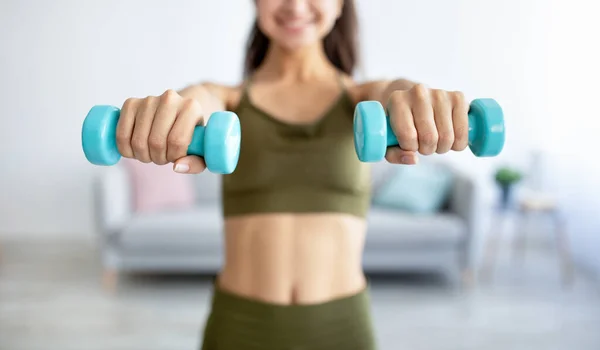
{"left": 448, "top": 169, "right": 479, "bottom": 268}
{"left": 92, "top": 164, "right": 133, "bottom": 237}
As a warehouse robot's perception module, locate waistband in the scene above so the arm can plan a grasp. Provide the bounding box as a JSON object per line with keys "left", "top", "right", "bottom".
{"left": 210, "top": 283, "right": 372, "bottom": 321}
{"left": 200, "top": 282, "right": 377, "bottom": 350}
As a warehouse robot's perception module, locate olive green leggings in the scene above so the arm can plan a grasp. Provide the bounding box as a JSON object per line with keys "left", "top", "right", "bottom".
{"left": 199, "top": 284, "right": 377, "bottom": 350}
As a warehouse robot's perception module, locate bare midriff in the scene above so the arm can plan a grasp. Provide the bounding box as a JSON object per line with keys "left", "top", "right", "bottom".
{"left": 216, "top": 213, "right": 367, "bottom": 305}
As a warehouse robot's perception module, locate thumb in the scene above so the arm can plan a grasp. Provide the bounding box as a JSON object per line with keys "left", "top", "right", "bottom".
{"left": 173, "top": 156, "right": 206, "bottom": 174}
{"left": 385, "top": 147, "right": 419, "bottom": 165}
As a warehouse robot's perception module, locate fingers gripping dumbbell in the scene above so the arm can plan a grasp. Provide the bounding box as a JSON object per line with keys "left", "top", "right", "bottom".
{"left": 353, "top": 98, "right": 505, "bottom": 162}
{"left": 81, "top": 105, "right": 241, "bottom": 174}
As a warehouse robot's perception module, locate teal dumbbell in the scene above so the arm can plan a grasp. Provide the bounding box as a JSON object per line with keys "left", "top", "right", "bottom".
{"left": 353, "top": 98, "right": 505, "bottom": 161}
{"left": 81, "top": 105, "right": 241, "bottom": 174}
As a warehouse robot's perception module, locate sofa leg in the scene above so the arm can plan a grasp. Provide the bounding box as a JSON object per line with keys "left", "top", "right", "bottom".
{"left": 102, "top": 268, "right": 119, "bottom": 294}
{"left": 461, "top": 268, "right": 475, "bottom": 290}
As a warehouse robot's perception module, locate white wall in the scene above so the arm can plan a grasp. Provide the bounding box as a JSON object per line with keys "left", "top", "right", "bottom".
{"left": 1, "top": 0, "right": 598, "bottom": 273}
{"left": 542, "top": 0, "right": 600, "bottom": 276}
{"left": 0, "top": 0, "right": 254, "bottom": 237}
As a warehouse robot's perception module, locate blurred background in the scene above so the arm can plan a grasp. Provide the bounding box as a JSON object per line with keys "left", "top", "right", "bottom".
{"left": 1, "top": 0, "right": 599, "bottom": 349}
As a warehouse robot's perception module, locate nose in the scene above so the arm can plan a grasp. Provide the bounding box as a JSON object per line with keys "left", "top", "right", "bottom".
{"left": 283, "top": 0, "right": 310, "bottom": 14}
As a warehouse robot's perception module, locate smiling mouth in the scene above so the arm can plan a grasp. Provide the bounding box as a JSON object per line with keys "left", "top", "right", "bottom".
{"left": 277, "top": 18, "right": 314, "bottom": 31}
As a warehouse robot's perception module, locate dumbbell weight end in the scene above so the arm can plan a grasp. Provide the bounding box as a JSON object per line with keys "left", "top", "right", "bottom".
{"left": 353, "top": 98, "right": 505, "bottom": 162}
{"left": 466, "top": 98, "right": 505, "bottom": 157}
{"left": 82, "top": 105, "right": 122, "bottom": 167}
{"left": 81, "top": 105, "right": 241, "bottom": 174}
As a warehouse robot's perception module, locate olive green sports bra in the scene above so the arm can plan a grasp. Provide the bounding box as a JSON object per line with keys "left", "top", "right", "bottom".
{"left": 221, "top": 78, "right": 372, "bottom": 218}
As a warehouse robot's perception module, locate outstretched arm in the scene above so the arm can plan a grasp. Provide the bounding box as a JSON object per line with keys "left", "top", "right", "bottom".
{"left": 114, "top": 80, "right": 239, "bottom": 175}
{"left": 358, "top": 78, "right": 469, "bottom": 165}
{"left": 172, "top": 82, "right": 236, "bottom": 173}
{"left": 177, "top": 82, "right": 231, "bottom": 120}
{"left": 360, "top": 78, "right": 418, "bottom": 105}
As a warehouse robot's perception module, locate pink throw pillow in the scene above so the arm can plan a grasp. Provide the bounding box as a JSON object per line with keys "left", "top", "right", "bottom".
{"left": 122, "top": 159, "right": 196, "bottom": 213}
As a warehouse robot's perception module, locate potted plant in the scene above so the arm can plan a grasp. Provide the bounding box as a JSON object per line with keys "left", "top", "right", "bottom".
{"left": 494, "top": 166, "right": 523, "bottom": 209}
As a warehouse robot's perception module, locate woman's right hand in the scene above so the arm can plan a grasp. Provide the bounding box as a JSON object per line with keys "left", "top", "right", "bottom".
{"left": 116, "top": 89, "right": 207, "bottom": 174}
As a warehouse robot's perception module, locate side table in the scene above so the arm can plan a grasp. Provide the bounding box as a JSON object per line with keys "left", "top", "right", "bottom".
{"left": 479, "top": 193, "right": 575, "bottom": 287}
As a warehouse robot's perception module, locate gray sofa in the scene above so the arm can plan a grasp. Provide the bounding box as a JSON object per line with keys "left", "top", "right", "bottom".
{"left": 92, "top": 160, "right": 477, "bottom": 290}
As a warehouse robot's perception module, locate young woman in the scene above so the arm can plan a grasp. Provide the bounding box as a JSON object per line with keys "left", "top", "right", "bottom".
{"left": 115, "top": 1, "right": 469, "bottom": 348}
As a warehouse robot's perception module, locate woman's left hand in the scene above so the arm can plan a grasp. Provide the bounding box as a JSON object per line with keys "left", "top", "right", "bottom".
{"left": 385, "top": 84, "right": 470, "bottom": 165}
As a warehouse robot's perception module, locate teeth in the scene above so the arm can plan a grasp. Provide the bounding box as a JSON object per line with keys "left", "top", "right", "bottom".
{"left": 281, "top": 20, "right": 309, "bottom": 28}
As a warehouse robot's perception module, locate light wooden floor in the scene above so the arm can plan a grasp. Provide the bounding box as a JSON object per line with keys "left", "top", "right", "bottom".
{"left": 1, "top": 237, "right": 599, "bottom": 350}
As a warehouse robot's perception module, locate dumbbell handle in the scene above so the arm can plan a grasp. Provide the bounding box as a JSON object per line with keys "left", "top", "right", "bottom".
{"left": 382, "top": 98, "right": 504, "bottom": 155}
{"left": 187, "top": 125, "right": 206, "bottom": 156}
{"left": 81, "top": 105, "right": 207, "bottom": 165}
{"left": 382, "top": 113, "right": 478, "bottom": 147}
{"left": 110, "top": 106, "right": 208, "bottom": 156}
{"left": 83, "top": 104, "right": 241, "bottom": 174}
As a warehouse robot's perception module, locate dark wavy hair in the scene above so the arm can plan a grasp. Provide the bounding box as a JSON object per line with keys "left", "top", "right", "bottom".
{"left": 243, "top": 0, "right": 359, "bottom": 77}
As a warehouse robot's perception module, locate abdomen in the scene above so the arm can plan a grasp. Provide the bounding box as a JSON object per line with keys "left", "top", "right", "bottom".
{"left": 217, "top": 213, "right": 368, "bottom": 305}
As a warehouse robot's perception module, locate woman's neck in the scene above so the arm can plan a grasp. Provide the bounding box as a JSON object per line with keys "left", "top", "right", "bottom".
{"left": 256, "top": 42, "right": 339, "bottom": 83}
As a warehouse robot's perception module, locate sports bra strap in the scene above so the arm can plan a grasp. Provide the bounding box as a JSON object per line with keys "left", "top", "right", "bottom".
{"left": 336, "top": 70, "right": 347, "bottom": 91}
{"left": 240, "top": 76, "right": 252, "bottom": 98}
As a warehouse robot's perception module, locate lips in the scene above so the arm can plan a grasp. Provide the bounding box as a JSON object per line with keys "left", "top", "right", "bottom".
{"left": 277, "top": 17, "right": 314, "bottom": 31}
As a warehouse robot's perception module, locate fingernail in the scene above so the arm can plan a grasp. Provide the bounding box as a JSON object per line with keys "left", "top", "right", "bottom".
{"left": 174, "top": 163, "right": 189, "bottom": 173}
{"left": 401, "top": 156, "right": 417, "bottom": 165}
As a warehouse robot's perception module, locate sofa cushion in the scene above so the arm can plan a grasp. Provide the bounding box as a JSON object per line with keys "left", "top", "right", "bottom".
{"left": 366, "top": 207, "right": 466, "bottom": 247}
{"left": 371, "top": 162, "right": 454, "bottom": 214}
{"left": 369, "top": 161, "right": 395, "bottom": 193}
{"left": 193, "top": 171, "right": 221, "bottom": 204}
{"left": 121, "top": 159, "right": 196, "bottom": 213}
{"left": 118, "top": 206, "right": 223, "bottom": 252}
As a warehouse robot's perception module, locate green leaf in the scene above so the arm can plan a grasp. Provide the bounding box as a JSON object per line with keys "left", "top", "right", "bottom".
{"left": 494, "top": 167, "right": 523, "bottom": 185}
